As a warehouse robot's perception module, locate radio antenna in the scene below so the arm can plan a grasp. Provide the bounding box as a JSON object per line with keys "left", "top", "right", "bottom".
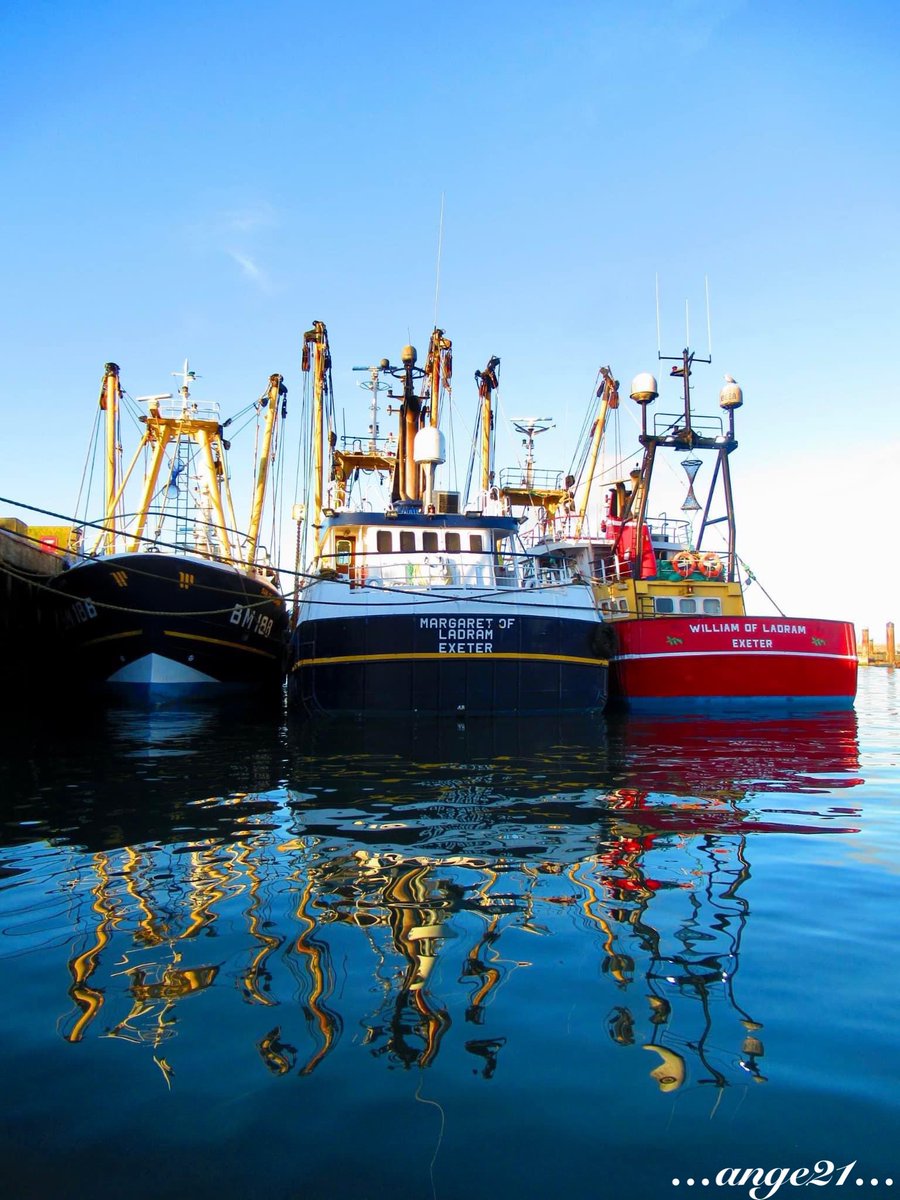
{"left": 433, "top": 192, "right": 445, "bottom": 327}
{"left": 705, "top": 274, "right": 713, "bottom": 357}
{"left": 655, "top": 273, "right": 662, "bottom": 355}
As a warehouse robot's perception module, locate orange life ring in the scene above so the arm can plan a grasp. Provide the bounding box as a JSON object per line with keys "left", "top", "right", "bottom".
{"left": 672, "top": 550, "right": 699, "bottom": 577}
{"left": 699, "top": 552, "right": 723, "bottom": 578}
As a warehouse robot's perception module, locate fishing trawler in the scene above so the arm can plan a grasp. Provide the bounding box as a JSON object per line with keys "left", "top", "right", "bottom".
{"left": 501, "top": 350, "right": 858, "bottom": 710}
{"left": 286, "top": 323, "right": 610, "bottom": 715}
{"left": 50, "top": 362, "right": 289, "bottom": 702}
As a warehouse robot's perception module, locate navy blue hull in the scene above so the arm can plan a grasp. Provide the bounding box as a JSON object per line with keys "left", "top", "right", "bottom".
{"left": 50, "top": 553, "right": 288, "bottom": 702}
{"left": 287, "top": 610, "right": 609, "bottom": 715}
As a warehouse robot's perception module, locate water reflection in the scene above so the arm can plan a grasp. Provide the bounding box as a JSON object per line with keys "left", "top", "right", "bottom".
{"left": 0, "top": 704, "right": 862, "bottom": 1102}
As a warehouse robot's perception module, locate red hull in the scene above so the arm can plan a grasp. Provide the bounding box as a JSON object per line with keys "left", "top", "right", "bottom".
{"left": 609, "top": 615, "right": 858, "bottom": 709}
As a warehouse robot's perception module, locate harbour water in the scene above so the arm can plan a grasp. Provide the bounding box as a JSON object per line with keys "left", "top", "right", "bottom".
{"left": 1, "top": 669, "right": 897, "bottom": 1200}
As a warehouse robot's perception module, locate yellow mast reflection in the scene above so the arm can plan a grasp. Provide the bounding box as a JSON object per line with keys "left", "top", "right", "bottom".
{"left": 235, "top": 839, "right": 283, "bottom": 1007}
{"left": 62, "top": 851, "right": 117, "bottom": 1043}
{"left": 290, "top": 873, "right": 342, "bottom": 1075}
{"left": 49, "top": 707, "right": 861, "bottom": 1094}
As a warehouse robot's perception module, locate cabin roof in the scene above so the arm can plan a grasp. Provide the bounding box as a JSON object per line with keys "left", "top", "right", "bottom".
{"left": 320, "top": 510, "right": 522, "bottom": 533}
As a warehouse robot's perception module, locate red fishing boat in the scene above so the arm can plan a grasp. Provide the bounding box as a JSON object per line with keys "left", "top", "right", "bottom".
{"left": 500, "top": 349, "right": 858, "bottom": 711}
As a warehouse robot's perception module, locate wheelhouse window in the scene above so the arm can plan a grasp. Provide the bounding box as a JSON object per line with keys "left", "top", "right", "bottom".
{"left": 423, "top": 531, "right": 438, "bottom": 552}
{"left": 702, "top": 598, "right": 722, "bottom": 614}
{"left": 679, "top": 598, "right": 697, "bottom": 614}
{"left": 400, "top": 531, "right": 415, "bottom": 552}
{"left": 445, "top": 532, "right": 460, "bottom": 552}
{"left": 655, "top": 597, "right": 675, "bottom": 614}
{"left": 376, "top": 530, "right": 392, "bottom": 552}
{"left": 469, "top": 534, "right": 483, "bottom": 552}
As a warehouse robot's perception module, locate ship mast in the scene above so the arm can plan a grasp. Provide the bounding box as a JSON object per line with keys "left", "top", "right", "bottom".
{"left": 628, "top": 347, "right": 741, "bottom": 582}
{"left": 393, "top": 345, "right": 424, "bottom": 504}
{"left": 126, "top": 366, "right": 235, "bottom": 561}
{"left": 302, "top": 321, "right": 330, "bottom": 556}
{"left": 574, "top": 366, "right": 618, "bottom": 539}
{"left": 100, "top": 363, "right": 122, "bottom": 556}
{"left": 425, "top": 328, "right": 452, "bottom": 431}
{"left": 418, "top": 329, "right": 452, "bottom": 510}
{"left": 475, "top": 355, "right": 500, "bottom": 495}
{"left": 246, "top": 373, "right": 287, "bottom": 567}
{"left": 511, "top": 417, "right": 554, "bottom": 489}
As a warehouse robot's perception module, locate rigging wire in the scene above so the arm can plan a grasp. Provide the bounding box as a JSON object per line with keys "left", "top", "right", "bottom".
{"left": 462, "top": 396, "right": 481, "bottom": 505}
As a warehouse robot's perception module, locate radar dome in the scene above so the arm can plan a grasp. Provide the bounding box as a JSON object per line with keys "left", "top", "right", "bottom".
{"left": 630, "top": 373, "right": 659, "bottom": 405}
{"left": 719, "top": 376, "right": 743, "bottom": 410}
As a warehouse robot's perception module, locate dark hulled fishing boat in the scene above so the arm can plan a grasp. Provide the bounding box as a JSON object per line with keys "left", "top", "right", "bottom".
{"left": 50, "top": 363, "right": 289, "bottom": 702}
{"left": 286, "top": 324, "right": 609, "bottom": 716}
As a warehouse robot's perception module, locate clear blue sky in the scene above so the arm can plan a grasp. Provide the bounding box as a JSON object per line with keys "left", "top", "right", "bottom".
{"left": 2, "top": 0, "right": 897, "bottom": 635}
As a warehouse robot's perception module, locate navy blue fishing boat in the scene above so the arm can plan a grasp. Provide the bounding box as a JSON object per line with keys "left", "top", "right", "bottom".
{"left": 286, "top": 324, "right": 609, "bottom": 716}
{"left": 50, "top": 362, "right": 288, "bottom": 702}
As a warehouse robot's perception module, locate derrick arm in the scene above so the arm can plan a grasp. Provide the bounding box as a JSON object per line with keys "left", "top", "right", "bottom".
{"left": 474, "top": 355, "right": 500, "bottom": 496}
{"left": 246, "top": 373, "right": 287, "bottom": 565}
{"left": 302, "top": 322, "right": 330, "bottom": 557}
{"left": 575, "top": 366, "right": 618, "bottom": 539}
{"left": 100, "top": 363, "right": 122, "bottom": 556}
{"left": 196, "top": 429, "right": 235, "bottom": 561}
{"left": 127, "top": 431, "right": 170, "bottom": 552}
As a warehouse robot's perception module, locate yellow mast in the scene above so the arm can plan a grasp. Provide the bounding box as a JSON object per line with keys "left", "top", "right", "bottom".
{"left": 125, "top": 413, "right": 233, "bottom": 560}
{"left": 425, "top": 327, "right": 451, "bottom": 430}
{"left": 125, "top": 372, "right": 237, "bottom": 561}
{"left": 475, "top": 355, "right": 500, "bottom": 495}
{"left": 246, "top": 373, "right": 286, "bottom": 567}
{"left": 127, "top": 426, "right": 173, "bottom": 552}
{"left": 574, "top": 366, "right": 619, "bottom": 539}
{"left": 302, "top": 322, "right": 329, "bottom": 557}
{"left": 195, "top": 428, "right": 234, "bottom": 558}
{"left": 100, "top": 363, "right": 122, "bottom": 556}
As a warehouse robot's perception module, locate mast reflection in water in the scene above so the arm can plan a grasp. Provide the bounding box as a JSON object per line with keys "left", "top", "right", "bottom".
{"left": 0, "top": 693, "right": 885, "bottom": 1200}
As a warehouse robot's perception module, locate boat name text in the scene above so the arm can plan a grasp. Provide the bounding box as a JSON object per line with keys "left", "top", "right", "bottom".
{"left": 60, "top": 598, "right": 98, "bottom": 630}
{"left": 687, "top": 622, "right": 808, "bottom": 636}
{"left": 419, "top": 615, "right": 515, "bottom": 654}
{"left": 230, "top": 604, "right": 275, "bottom": 639}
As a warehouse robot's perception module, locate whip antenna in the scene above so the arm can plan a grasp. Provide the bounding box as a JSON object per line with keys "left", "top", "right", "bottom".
{"left": 705, "top": 274, "right": 713, "bottom": 357}
{"left": 433, "top": 192, "right": 445, "bottom": 327}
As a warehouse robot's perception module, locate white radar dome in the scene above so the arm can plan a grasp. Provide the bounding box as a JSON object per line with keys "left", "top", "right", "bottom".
{"left": 630, "top": 373, "right": 659, "bottom": 404}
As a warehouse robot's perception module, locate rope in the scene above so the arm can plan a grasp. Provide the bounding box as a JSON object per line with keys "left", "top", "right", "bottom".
{"left": 1, "top": 494, "right": 601, "bottom": 612}
{"left": 736, "top": 554, "right": 785, "bottom": 617}
{"left": 414, "top": 1075, "right": 445, "bottom": 1200}
{"left": 0, "top": 495, "right": 274, "bottom": 576}
{"left": 0, "top": 557, "right": 278, "bottom": 617}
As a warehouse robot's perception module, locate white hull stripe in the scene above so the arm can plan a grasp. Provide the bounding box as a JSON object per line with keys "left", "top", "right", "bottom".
{"left": 614, "top": 650, "right": 857, "bottom": 663}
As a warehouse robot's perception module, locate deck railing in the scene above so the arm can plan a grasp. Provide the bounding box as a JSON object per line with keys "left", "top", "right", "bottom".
{"left": 315, "top": 551, "right": 581, "bottom": 590}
